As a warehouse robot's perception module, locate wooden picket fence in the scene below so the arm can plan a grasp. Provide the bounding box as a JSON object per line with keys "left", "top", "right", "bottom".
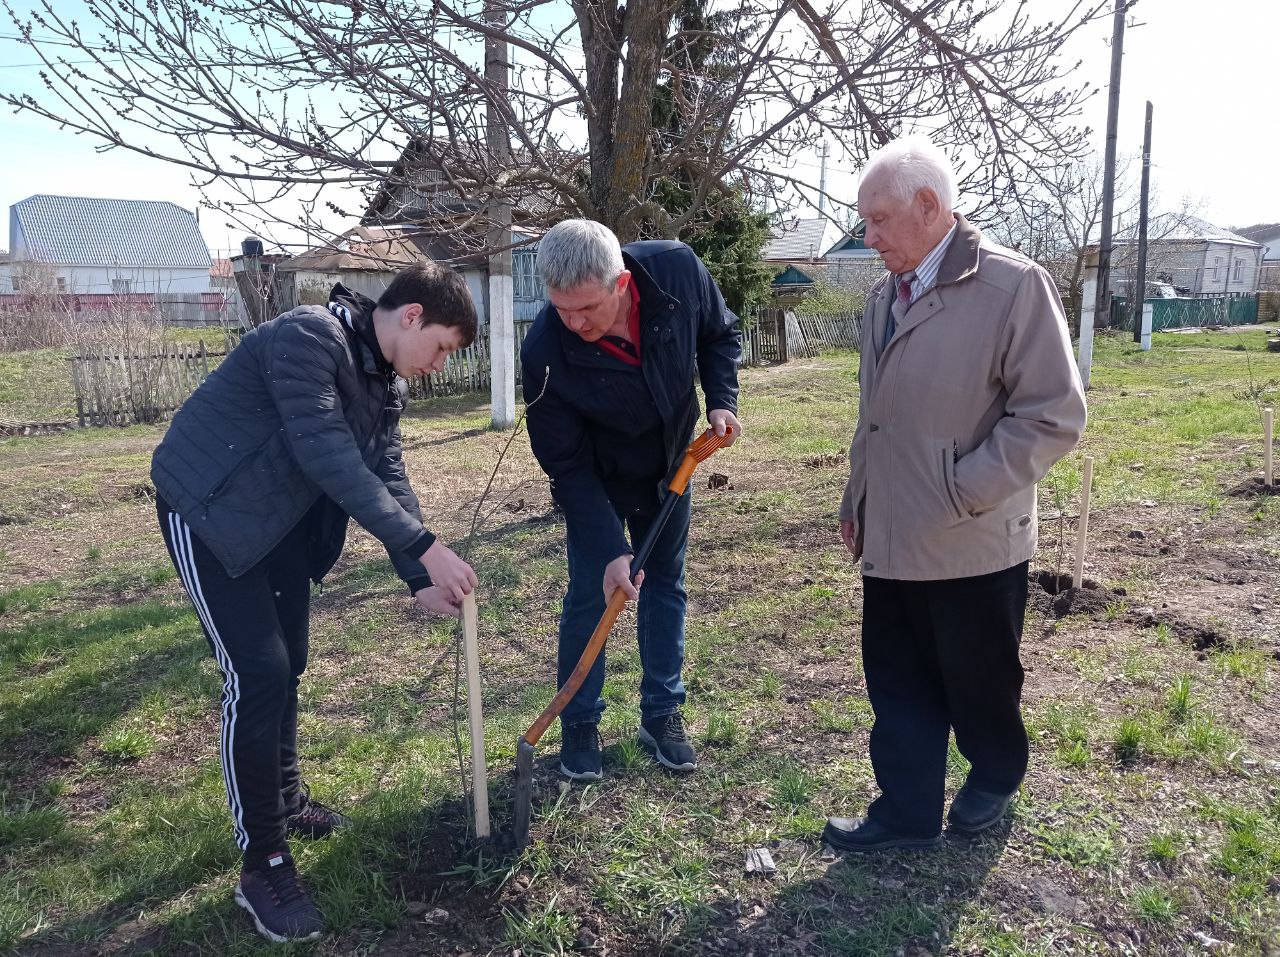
{"left": 68, "top": 341, "right": 222, "bottom": 427}
{"left": 741, "top": 309, "right": 862, "bottom": 365}
{"left": 790, "top": 311, "right": 862, "bottom": 356}
{"left": 61, "top": 309, "right": 864, "bottom": 427}
{"left": 742, "top": 309, "right": 789, "bottom": 364}
{"left": 407, "top": 321, "right": 536, "bottom": 399}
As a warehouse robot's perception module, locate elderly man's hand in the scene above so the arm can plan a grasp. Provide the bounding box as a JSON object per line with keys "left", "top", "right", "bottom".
{"left": 708, "top": 409, "right": 742, "bottom": 446}
{"left": 840, "top": 519, "right": 863, "bottom": 561}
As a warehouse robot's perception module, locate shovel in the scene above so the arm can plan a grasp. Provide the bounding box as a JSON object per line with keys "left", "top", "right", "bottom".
{"left": 512, "top": 425, "right": 735, "bottom": 849}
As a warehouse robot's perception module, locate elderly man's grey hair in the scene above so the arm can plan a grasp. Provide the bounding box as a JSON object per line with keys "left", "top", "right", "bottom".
{"left": 537, "top": 218, "right": 625, "bottom": 290}
{"left": 860, "top": 135, "right": 957, "bottom": 211}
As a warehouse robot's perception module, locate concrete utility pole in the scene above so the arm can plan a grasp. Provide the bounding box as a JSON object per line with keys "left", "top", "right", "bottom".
{"left": 818, "top": 139, "right": 829, "bottom": 217}
{"left": 1132, "top": 100, "right": 1153, "bottom": 343}
{"left": 1079, "top": 0, "right": 1128, "bottom": 389}
{"left": 1094, "top": 0, "right": 1127, "bottom": 332}
{"left": 485, "top": 0, "right": 516, "bottom": 429}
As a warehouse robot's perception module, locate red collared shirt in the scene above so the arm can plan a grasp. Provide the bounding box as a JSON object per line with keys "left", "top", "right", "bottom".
{"left": 596, "top": 280, "right": 642, "bottom": 366}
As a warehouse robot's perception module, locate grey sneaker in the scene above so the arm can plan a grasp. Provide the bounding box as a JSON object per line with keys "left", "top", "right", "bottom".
{"left": 235, "top": 850, "right": 323, "bottom": 943}
{"left": 559, "top": 721, "right": 603, "bottom": 781}
{"left": 638, "top": 711, "right": 698, "bottom": 771}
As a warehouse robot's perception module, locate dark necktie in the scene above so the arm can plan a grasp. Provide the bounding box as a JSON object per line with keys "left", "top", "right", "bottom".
{"left": 885, "top": 271, "right": 914, "bottom": 344}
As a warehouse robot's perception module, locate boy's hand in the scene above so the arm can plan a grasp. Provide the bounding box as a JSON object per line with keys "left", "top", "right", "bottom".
{"left": 414, "top": 585, "right": 462, "bottom": 618}
{"left": 420, "top": 541, "right": 478, "bottom": 604}
{"left": 602, "top": 553, "right": 643, "bottom": 604}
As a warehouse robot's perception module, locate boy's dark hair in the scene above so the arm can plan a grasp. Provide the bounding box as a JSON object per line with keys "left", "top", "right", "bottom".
{"left": 378, "top": 262, "right": 478, "bottom": 346}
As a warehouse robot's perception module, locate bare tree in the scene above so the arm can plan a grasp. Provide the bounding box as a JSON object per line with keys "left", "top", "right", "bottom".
{"left": 3, "top": 0, "right": 1108, "bottom": 251}
{"left": 989, "top": 154, "right": 1139, "bottom": 324}
{"left": 990, "top": 152, "right": 1201, "bottom": 328}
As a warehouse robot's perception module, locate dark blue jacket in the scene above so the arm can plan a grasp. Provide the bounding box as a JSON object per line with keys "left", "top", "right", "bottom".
{"left": 151, "top": 285, "right": 432, "bottom": 591}
{"left": 520, "top": 240, "right": 741, "bottom": 560}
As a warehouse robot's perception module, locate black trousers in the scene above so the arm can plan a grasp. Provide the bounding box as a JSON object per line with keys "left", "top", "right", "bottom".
{"left": 861, "top": 561, "right": 1029, "bottom": 838}
{"left": 157, "top": 497, "right": 311, "bottom": 859}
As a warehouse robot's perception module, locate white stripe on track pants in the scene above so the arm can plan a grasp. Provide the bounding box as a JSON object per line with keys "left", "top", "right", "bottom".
{"left": 157, "top": 495, "right": 312, "bottom": 857}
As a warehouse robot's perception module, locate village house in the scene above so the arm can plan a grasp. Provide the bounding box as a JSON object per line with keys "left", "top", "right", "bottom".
{"left": 6, "top": 194, "right": 212, "bottom": 295}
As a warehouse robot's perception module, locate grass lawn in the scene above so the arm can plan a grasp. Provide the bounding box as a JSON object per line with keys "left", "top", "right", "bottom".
{"left": 1, "top": 327, "right": 1278, "bottom": 956}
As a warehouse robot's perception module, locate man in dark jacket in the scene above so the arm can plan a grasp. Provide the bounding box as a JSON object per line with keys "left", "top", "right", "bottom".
{"left": 151, "top": 263, "right": 479, "bottom": 942}
{"left": 521, "top": 219, "right": 742, "bottom": 782}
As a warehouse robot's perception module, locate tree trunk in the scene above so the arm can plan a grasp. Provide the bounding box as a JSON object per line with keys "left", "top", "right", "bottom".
{"left": 573, "top": 0, "right": 678, "bottom": 241}
{"left": 609, "top": 0, "right": 679, "bottom": 240}
{"left": 573, "top": 1, "right": 622, "bottom": 224}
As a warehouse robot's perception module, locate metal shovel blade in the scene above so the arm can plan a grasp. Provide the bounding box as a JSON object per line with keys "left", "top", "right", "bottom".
{"left": 513, "top": 737, "right": 535, "bottom": 850}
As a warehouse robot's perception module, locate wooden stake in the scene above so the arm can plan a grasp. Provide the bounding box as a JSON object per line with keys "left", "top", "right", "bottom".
{"left": 461, "top": 593, "right": 489, "bottom": 838}
{"left": 1265, "top": 407, "right": 1274, "bottom": 489}
{"left": 1073, "top": 456, "right": 1094, "bottom": 589}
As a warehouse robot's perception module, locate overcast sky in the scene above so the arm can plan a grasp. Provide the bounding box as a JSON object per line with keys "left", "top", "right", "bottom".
{"left": 0, "top": 0, "right": 1275, "bottom": 257}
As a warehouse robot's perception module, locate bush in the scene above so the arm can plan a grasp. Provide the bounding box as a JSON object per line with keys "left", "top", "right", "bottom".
{"left": 795, "top": 280, "right": 865, "bottom": 317}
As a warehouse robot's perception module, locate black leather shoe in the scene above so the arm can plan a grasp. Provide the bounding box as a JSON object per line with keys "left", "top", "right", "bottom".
{"left": 822, "top": 816, "right": 942, "bottom": 853}
{"left": 947, "top": 785, "right": 1018, "bottom": 834}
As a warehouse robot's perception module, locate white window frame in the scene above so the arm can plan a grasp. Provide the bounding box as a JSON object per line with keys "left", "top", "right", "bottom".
{"left": 512, "top": 249, "right": 545, "bottom": 302}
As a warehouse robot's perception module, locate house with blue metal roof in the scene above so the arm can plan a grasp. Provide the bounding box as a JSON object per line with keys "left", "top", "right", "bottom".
{"left": 7, "top": 194, "right": 212, "bottom": 294}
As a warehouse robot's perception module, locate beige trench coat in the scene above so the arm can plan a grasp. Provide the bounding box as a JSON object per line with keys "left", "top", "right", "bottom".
{"left": 839, "top": 216, "right": 1087, "bottom": 580}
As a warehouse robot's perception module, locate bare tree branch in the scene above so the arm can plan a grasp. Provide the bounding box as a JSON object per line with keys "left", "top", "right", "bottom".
{"left": 2, "top": 0, "right": 1108, "bottom": 246}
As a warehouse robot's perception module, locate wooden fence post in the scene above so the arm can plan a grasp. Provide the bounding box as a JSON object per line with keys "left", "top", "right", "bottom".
{"left": 1265, "top": 407, "right": 1274, "bottom": 489}
{"left": 1073, "top": 456, "right": 1094, "bottom": 588}
{"left": 461, "top": 593, "right": 489, "bottom": 838}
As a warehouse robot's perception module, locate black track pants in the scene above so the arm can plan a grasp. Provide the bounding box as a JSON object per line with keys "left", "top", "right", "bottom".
{"left": 157, "top": 496, "right": 311, "bottom": 858}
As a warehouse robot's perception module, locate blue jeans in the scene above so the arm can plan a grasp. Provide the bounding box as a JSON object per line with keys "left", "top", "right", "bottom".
{"left": 558, "top": 490, "right": 691, "bottom": 727}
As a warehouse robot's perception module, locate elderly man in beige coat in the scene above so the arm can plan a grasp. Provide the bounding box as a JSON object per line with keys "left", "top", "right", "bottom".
{"left": 825, "top": 136, "right": 1087, "bottom": 853}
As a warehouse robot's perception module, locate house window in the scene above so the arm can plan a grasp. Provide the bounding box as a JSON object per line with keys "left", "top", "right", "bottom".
{"left": 513, "top": 249, "right": 545, "bottom": 302}
{"left": 56, "top": 276, "right": 66, "bottom": 292}
{"left": 1212, "top": 257, "right": 1221, "bottom": 280}
{"left": 1233, "top": 259, "right": 1243, "bottom": 282}
{"left": 112, "top": 278, "right": 132, "bottom": 293}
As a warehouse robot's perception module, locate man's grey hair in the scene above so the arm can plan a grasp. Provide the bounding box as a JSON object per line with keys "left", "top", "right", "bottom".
{"left": 537, "top": 219, "right": 625, "bottom": 290}
{"left": 860, "top": 135, "right": 957, "bottom": 211}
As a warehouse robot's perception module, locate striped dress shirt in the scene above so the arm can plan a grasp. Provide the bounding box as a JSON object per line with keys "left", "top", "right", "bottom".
{"left": 900, "top": 217, "right": 959, "bottom": 305}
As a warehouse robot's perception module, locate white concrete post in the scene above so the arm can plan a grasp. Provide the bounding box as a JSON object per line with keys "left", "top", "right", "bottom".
{"left": 489, "top": 254, "right": 515, "bottom": 429}
{"left": 1077, "top": 273, "right": 1098, "bottom": 390}
{"left": 485, "top": 0, "right": 516, "bottom": 430}
{"left": 1140, "top": 301, "right": 1153, "bottom": 351}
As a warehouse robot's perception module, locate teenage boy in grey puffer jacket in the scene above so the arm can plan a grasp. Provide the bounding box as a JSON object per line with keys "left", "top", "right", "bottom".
{"left": 151, "top": 262, "right": 478, "bottom": 943}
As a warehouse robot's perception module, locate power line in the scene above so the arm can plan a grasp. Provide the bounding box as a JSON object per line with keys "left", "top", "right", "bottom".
{"left": 0, "top": 31, "right": 116, "bottom": 52}
{"left": 0, "top": 59, "right": 125, "bottom": 69}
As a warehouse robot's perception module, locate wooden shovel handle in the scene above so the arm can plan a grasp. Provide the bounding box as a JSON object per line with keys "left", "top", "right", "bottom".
{"left": 522, "top": 587, "right": 628, "bottom": 747}
{"left": 520, "top": 425, "right": 734, "bottom": 748}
